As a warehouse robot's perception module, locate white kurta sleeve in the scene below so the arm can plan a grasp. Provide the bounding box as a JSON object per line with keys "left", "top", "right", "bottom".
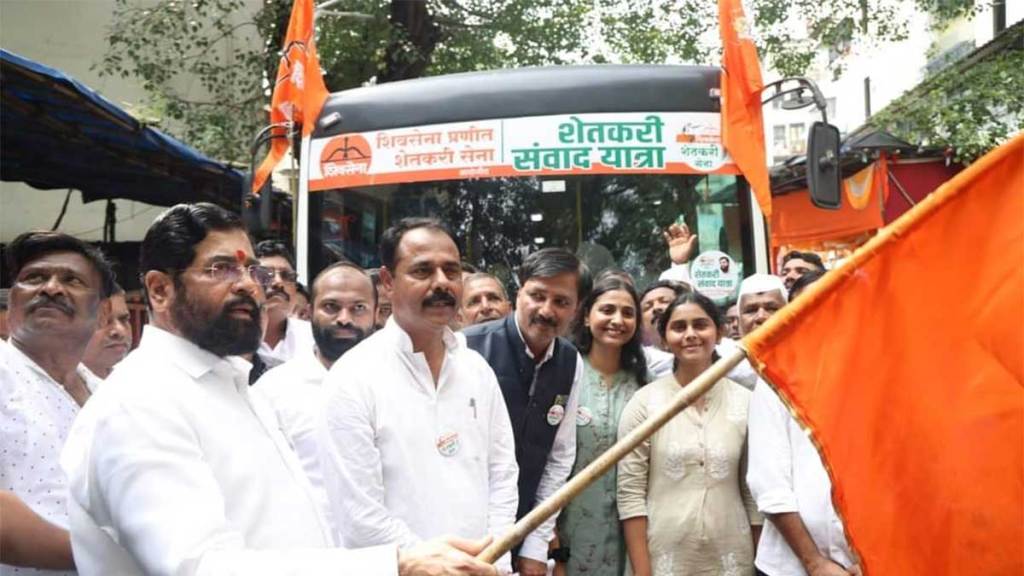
{"left": 616, "top": 390, "right": 651, "bottom": 520}
{"left": 65, "top": 398, "right": 395, "bottom": 576}
{"left": 518, "top": 354, "right": 582, "bottom": 563}
{"left": 484, "top": 369, "right": 519, "bottom": 573}
{"left": 746, "top": 379, "right": 799, "bottom": 514}
{"left": 658, "top": 263, "right": 692, "bottom": 285}
{"left": 318, "top": 375, "right": 420, "bottom": 549}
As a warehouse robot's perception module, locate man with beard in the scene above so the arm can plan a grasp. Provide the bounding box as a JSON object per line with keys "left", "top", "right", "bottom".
{"left": 458, "top": 272, "right": 511, "bottom": 327}
{"left": 1, "top": 231, "right": 114, "bottom": 575}
{"left": 318, "top": 218, "right": 519, "bottom": 573}
{"left": 254, "top": 240, "right": 314, "bottom": 368}
{"left": 81, "top": 282, "right": 132, "bottom": 381}
{"left": 779, "top": 251, "right": 826, "bottom": 292}
{"left": 462, "top": 248, "right": 589, "bottom": 576}
{"left": 254, "top": 261, "right": 377, "bottom": 527}
{"left": 61, "top": 204, "right": 498, "bottom": 576}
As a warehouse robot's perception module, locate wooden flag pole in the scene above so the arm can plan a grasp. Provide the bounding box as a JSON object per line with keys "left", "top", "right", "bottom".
{"left": 477, "top": 346, "right": 749, "bottom": 563}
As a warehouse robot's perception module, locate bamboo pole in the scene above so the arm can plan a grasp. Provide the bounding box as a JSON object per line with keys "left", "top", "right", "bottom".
{"left": 477, "top": 346, "right": 749, "bottom": 563}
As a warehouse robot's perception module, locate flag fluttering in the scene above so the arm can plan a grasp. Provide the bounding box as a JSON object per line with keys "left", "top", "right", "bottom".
{"left": 745, "top": 134, "right": 1024, "bottom": 574}
{"left": 718, "top": 0, "right": 771, "bottom": 216}
{"left": 252, "top": 0, "right": 330, "bottom": 194}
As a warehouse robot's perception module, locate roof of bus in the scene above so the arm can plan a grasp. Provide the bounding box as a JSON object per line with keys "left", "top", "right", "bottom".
{"left": 313, "top": 64, "right": 721, "bottom": 138}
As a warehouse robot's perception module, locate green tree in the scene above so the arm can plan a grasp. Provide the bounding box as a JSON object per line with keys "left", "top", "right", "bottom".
{"left": 99, "top": 0, "right": 976, "bottom": 164}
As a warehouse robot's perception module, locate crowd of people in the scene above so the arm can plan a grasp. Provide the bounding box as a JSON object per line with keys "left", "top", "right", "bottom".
{"left": 0, "top": 201, "right": 859, "bottom": 576}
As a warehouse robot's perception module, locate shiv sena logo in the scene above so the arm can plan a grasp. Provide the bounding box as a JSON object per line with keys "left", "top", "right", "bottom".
{"left": 320, "top": 135, "right": 372, "bottom": 178}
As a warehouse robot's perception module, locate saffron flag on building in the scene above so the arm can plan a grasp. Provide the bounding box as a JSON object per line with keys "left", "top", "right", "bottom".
{"left": 718, "top": 0, "right": 771, "bottom": 216}
{"left": 252, "top": 0, "right": 330, "bottom": 193}
{"left": 744, "top": 134, "right": 1024, "bottom": 574}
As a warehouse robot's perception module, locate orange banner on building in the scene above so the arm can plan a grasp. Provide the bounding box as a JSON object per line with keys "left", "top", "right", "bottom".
{"left": 745, "top": 134, "right": 1024, "bottom": 574}
{"left": 719, "top": 0, "right": 771, "bottom": 216}
{"left": 252, "top": 0, "right": 329, "bottom": 193}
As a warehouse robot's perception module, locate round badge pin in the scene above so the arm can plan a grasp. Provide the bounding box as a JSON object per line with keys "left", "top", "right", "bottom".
{"left": 576, "top": 406, "right": 593, "bottom": 427}
{"left": 547, "top": 404, "right": 565, "bottom": 426}
{"left": 436, "top": 432, "right": 460, "bottom": 457}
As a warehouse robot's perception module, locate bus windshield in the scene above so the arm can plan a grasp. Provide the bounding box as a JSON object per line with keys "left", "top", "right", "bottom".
{"left": 311, "top": 171, "right": 752, "bottom": 290}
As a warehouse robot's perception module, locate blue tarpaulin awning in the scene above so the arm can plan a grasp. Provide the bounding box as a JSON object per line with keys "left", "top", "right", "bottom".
{"left": 1, "top": 49, "right": 242, "bottom": 208}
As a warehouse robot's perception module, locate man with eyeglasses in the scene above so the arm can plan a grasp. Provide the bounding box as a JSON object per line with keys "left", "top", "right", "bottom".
{"left": 254, "top": 240, "right": 315, "bottom": 369}
{"left": 253, "top": 261, "right": 378, "bottom": 532}
{"left": 61, "top": 203, "right": 498, "bottom": 576}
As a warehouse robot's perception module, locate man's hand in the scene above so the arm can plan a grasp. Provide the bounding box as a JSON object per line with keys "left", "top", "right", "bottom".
{"left": 398, "top": 536, "right": 499, "bottom": 576}
{"left": 516, "top": 557, "right": 548, "bottom": 576}
{"left": 663, "top": 222, "right": 698, "bottom": 264}
{"left": 807, "top": 555, "right": 853, "bottom": 576}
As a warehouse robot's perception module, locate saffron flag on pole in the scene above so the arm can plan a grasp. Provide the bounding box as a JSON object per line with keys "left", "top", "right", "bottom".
{"left": 718, "top": 0, "right": 771, "bottom": 216}
{"left": 252, "top": 0, "right": 330, "bottom": 193}
{"left": 744, "top": 134, "right": 1024, "bottom": 574}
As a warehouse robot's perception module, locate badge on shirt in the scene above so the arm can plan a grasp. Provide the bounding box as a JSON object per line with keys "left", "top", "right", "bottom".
{"left": 547, "top": 404, "right": 565, "bottom": 426}
{"left": 576, "top": 406, "right": 593, "bottom": 427}
{"left": 436, "top": 432, "right": 460, "bottom": 457}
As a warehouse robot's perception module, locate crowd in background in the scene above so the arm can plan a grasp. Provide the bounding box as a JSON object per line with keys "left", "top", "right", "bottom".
{"left": 1, "top": 202, "right": 859, "bottom": 576}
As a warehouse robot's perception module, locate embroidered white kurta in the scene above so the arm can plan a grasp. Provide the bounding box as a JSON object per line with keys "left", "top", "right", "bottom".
{"left": 0, "top": 339, "right": 99, "bottom": 576}
{"left": 746, "top": 379, "right": 855, "bottom": 576}
{"left": 618, "top": 376, "right": 761, "bottom": 576}
{"left": 61, "top": 326, "right": 397, "bottom": 576}
{"left": 318, "top": 318, "right": 519, "bottom": 571}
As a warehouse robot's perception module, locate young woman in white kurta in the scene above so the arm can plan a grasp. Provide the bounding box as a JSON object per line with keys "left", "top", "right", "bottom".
{"left": 617, "top": 291, "right": 762, "bottom": 576}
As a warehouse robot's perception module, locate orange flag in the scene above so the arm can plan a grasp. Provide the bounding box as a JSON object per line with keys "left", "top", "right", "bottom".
{"left": 744, "top": 134, "right": 1024, "bottom": 574}
{"left": 719, "top": 0, "right": 771, "bottom": 216}
{"left": 252, "top": 0, "right": 330, "bottom": 193}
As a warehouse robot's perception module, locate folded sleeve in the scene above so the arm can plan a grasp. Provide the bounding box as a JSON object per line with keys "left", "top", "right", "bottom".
{"left": 746, "top": 379, "right": 799, "bottom": 514}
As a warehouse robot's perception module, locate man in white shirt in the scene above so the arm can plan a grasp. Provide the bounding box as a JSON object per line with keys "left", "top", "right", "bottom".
{"left": 61, "top": 203, "right": 497, "bottom": 576}
{"left": 254, "top": 261, "right": 377, "bottom": 526}
{"left": 81, "top": 283, "right": 132, "bottom": 382}
{"left": 254, "top": 240, "right": 315, "bottom": 368}
{"left": 1, "top": 230, "right": 115, "bottom": 575}
{"left": 318, "top": 218, "right": 519, "bottom": 573}
{"left": 746, "top": 273, "right": 859, "bottom": 576}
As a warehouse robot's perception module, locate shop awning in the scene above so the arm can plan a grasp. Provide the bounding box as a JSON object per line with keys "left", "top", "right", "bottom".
{"left": 1, "top": 49, "right": 242, "bottom": 208}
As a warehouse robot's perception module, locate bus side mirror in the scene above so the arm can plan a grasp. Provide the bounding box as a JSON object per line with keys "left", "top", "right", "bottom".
{"left": 807, "top": 121, "right": 842, "bottom": 210}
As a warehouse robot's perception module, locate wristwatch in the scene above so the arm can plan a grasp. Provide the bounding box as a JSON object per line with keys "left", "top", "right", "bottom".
{"left": 548, "top": 547, "right": 571, "bottom": 563}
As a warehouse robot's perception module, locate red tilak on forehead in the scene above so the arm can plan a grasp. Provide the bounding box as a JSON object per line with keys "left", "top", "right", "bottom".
{"left": 235, "top": 250, "right": 247, "bottom": 264}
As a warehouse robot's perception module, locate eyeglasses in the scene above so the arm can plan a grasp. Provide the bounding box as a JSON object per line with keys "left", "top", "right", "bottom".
{"left": 265, "top": 267, "right": 298, "bottom": 283}
{"left": 193, "top": 262, "right": 274, "bottom": 288}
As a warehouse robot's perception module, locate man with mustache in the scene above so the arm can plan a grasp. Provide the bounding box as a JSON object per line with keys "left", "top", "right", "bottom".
{"left": 254, "top": 240, "right": 314, "bottom": 368}
{"left": 1, "top": 230, "right": 115, "bottom": 575}
{"left": 81, "top": 282, "right": 132, "bottom": 381}
{"left": 459, "top": 272, "right": 511, "bottom": 327}
{"left": 318, "top": 218, "right": 518, "bottom": 573}
{"left": 254, "top": 261, "right": 377, "bottom": 527}
{"left": 62, "top": 204, "right": 497, "bottom": 576}
{"left": 462, "top": 248, "right": 590, "bottom": 576}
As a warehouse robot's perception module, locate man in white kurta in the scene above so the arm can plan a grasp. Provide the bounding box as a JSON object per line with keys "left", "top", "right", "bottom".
{"left": 254, "top": 262, "right": 379, "bottom": 534}
{"left": 318, "top": 219, "right": 519, "bottom": 573}
{"left": 60, "top": 203, "right": 496, "bottom": 576}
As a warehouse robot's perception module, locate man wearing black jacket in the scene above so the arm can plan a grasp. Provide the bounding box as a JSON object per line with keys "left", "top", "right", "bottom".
{"left": 463, "top": 248, "right": 590, "bottom": 576}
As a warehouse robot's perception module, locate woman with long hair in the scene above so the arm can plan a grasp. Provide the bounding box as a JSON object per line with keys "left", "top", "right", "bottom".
{"left": 617, "top": 291, "right": 762, "bottom": 576}
{"left": 553, "top": 275, "right": 648, "bottom": 576}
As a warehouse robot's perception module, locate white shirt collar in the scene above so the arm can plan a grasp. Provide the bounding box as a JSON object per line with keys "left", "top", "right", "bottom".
{"left": 139, "top": 325, "right": 252, "bottom": 385}
{"left": 513, "top": 315, "right": 555, "bottom": 364}
{"left": 382, "top": 315, "right": 459, "bottom": 354}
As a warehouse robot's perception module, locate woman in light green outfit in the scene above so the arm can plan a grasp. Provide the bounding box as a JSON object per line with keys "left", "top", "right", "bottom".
{"left": 553, "top": 275, "right": 649, "bottom": 576}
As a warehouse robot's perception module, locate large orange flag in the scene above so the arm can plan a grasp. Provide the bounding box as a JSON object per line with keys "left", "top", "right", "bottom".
{"left": 719, "top": 0, "right": 771, "bottom": 216}
{"left": 252, "top": 0, "right": 330, "bottom": 193}
{"left": 745, "top": 134, "right": 1024, "bottom": 574}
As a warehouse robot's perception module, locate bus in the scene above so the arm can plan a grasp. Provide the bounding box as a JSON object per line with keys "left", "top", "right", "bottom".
{"left": 291, "top": 64, "right": 776, "bottom": 301}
